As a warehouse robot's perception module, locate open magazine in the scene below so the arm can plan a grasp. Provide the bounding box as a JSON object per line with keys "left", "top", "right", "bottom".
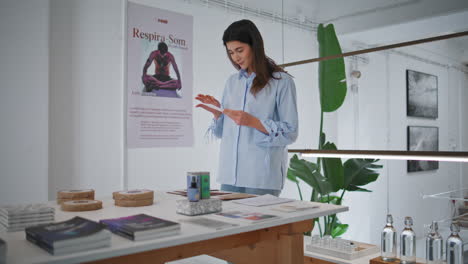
{"left": 214, "top": 211, "right": 279, "bottom": 223}
{"left": 232, "top": 194, "right": 293, "bottom": 207}
{"left": 270, "top": 201, "right": 320, "bottom": 212}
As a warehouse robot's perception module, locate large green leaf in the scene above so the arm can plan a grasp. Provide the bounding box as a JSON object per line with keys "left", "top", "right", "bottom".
{"left": 343, "top": 159, "right": 382, "bottom": 191}
{"left": 288, "top": 155, "right": 332, "bottom": 195}
{"left": 319, "top": 195, "right": 340, "bottom": 204}
{"left": 322, "top": 142, "right": 344, "bottom": 192}
{"left": 317, "top": 24, "right": 347, "bottom": 112}
{"left": 331, "top": 223, "right": 349, "bottom": 238}
{"left": 287, "top": 169, "right": 299, "bottom": 184}
{"left": 346, "top": 185, "right": 372, "bottom": 192}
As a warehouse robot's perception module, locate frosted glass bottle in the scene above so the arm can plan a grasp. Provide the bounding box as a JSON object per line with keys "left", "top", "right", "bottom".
{"left": 400, "top": 216, "right": 416, "bottom": 264}
{"left": 381, "top": 214, "right": 397, "bottom": 261}
{"left": 446, "top": 223, "right": 464, "bottom": 264}
{"left": 426, "top": 221, "right": 443, "bottom": 264}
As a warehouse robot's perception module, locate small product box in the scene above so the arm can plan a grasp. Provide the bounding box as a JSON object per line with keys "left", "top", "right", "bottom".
{"left": 187, "top": 172, "right": 210, "bottom": 199}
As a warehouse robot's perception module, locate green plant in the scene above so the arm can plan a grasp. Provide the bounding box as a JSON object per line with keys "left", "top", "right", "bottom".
{"left": 287, "top": 24, "right": 382, "bottom": 238}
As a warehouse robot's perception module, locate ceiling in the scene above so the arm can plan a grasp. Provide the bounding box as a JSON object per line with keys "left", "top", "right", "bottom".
{"left": 247, "top": 0, "right": 468, "bottom": 34}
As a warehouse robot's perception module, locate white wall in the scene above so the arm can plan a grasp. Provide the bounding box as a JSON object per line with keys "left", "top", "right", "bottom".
{"left": 0, "top": 0, "right": 50, "bottom": 203}
{"left": 49, "top": 0, "right": 124, "bottom": 199}
{"left": 463, "top": 72, "right": 468, "bottom": 188}
{"left": 334, "top": 33, "right": 467, "bottom": 257}
{"left": 126, "top": 0, "right": 321, "bottom": 193}
{"left": 46, "top": 0, "right": 321, "bottom": 198}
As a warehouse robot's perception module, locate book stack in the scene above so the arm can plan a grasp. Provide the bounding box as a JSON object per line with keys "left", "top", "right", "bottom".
{"left": 56, "top": 189, "right": 95, "bottom": 204}
{"left": 0, "top": 204, "right": 54, "bottom": 232}
{"left": 112, "top": 189, "right": 154, "bottom": 207}
{"left": 100, "top": 213, "right": 180, "bottom": 241}
{"left": 60, "top": 200, "right": 103, "bottom": 212}
{"left": 25, "top": 216, "right": 111, "bottom": 255}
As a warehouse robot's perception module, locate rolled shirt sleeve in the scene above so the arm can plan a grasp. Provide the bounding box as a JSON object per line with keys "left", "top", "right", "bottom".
{"left": 205, "top": 80, "right": 230, "bottom": 139}
{"left": 208, "top": 114, "right": 224, "bottom": 138}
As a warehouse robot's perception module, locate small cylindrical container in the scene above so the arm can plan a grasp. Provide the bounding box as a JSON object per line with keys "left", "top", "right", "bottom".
{"left": 381, "top": 214, "right": 397, "bottom": 262}
{"left": 426, "top": 221, "right": 443, "bottom": 264}
{"left": 446, "top": 222, "right": 464, "bottom": 264}
{"left": 400, "top": 216, "right": 416, "bottom": 264}
{"left": 187, "top": 176, "right": 200, "bottom": 202}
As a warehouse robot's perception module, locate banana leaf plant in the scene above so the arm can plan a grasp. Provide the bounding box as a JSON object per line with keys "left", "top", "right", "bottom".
{"left": 287, "top": 24, "right": 382, "bottom": 237}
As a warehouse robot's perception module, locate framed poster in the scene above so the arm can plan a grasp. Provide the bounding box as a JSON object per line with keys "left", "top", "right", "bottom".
{"left": 127, "top": 2, "right": 193, "bottom": 148}
{"left": 406, "top": 69, "right": 438, "bottom": 119}
{"left": 407, "top": 126, "right": 439, "bottom": 172}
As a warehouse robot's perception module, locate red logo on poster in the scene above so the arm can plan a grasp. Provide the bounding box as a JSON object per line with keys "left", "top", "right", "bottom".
{"left": 156, "top": 18, "right": 168, "bottom": 24}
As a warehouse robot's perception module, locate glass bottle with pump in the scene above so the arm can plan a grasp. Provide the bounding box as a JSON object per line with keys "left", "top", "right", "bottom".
{"left": 400, "top": 216, "right": 416, "bottom": 264}
{"left": 381, "top": 214, "right": 397, "bottom": 261}
{"left": 426, "top": 221, "right": 443, "bottom": 264}
{"left": 187, "top": 176, "right": 200, "bottom": 202}
{"left": 446, "top": 222, "right": 464, "bottom": 264}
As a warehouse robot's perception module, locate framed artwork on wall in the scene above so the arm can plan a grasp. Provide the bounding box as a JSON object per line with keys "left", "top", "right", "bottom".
{"left": 406, "top": 69, "right": 438, "bottom": 119}
{"left": 407, "top": 126, "right": 439, "bottom": 172}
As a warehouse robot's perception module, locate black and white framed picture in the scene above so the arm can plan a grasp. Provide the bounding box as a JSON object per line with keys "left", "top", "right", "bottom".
{"left": 406, "top": 69, "right": 438, "bottom": 119}
{"left": 407, "top": 126, "right": 439, "bottom": 172}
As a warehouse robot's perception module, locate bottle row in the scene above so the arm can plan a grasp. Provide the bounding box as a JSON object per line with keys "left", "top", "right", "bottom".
{"left": 381, "top": 214, "right": 464, "bottom": 264}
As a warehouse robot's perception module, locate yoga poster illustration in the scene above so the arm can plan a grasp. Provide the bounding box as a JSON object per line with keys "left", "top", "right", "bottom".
{"left": 127, "top": 2, "right": 193, "bottom": 148}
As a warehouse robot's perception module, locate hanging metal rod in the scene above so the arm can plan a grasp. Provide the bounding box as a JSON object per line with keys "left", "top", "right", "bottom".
{"left": 279, "top": 30, "right": 468, "bottom": 68}
{"left": 289, "top": 149, "right": 468, "bottom": 162}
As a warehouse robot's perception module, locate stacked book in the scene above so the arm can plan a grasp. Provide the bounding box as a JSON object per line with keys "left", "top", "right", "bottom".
{"left": 56, "top": 189, "right": 95, "bottom": 204}
{"left": 25, "top": 216, "right": 111, "bottom": 255}
{"left": 100, "top": 214, "right": 180, "bottom": 241}
{"left": 112, "top": 189, "right": 154, "bottom": 207}
{"left": 0, "top": 204, "right": 54, "bottom": 232}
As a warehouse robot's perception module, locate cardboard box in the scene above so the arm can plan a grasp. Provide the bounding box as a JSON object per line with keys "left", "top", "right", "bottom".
{"left": 187, "top": 172, "right": 210, "bottom": 199}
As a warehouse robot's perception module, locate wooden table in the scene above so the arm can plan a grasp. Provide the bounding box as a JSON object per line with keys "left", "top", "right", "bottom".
{"left": 0, "top": 192, "right": 347, "bottom": 264}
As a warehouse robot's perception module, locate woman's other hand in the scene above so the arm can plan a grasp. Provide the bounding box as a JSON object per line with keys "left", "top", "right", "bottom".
{"left": 223, "top": 109, "right": 268, "bottom": 134}
{"left": 195, "top": 94, "right": 222, "bottom": 119}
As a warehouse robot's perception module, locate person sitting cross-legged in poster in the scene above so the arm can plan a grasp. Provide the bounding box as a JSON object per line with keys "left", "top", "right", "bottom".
{"left": 142, "top": 42, "right": 182, "bottom": 93}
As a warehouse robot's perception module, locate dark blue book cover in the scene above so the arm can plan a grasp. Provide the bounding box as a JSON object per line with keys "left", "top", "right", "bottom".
{"left": 25, "top": 216, "right": 105, "bottom": 247}
{"left": 100, "top": 214, "right": 179, "bottom": 235}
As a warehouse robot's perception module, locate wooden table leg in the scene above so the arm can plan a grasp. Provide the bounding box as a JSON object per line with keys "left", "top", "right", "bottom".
{"left": 211, "top": 220, "right": 313, "bottom": 264}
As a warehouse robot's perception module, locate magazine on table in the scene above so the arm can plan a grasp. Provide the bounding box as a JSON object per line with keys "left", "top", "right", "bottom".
{"left": 167, "top": 189, "right": 232, "bottom": 197}
{"left": 214, "top": 193, "right": 257, "bottom": 201}
{"left": 214, "top": 211, "right": 279, "bottom": 223}
{"left": 0, "top": 204, "right": 54, "bottom": 217}
{"left": 25, "top": 216, "right": 111, "bottom": 255}
{"left": 232, "top": 194, "right": 294, "bottom": 207}
{"left": 270, "top": 201, "right": 320, "bottom": 212}
{"left": 100, "top": 214, "right": 180, "bottom": 241}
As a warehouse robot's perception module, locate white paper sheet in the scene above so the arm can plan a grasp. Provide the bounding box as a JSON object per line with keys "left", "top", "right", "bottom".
{"left": 232, "top": 194, "right": 294, "bottom": 207}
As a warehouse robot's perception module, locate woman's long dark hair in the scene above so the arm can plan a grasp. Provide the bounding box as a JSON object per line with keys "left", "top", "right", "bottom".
{"left": 222, "top": 19, "right": 286, "bottom": 96}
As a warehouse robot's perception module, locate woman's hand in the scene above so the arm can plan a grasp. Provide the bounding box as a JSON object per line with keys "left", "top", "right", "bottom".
{"left": 195, "top": 94, "right": 222, "bottom": 119}
{"left": 223, "top": 109, "right": 268, "bottom": 134}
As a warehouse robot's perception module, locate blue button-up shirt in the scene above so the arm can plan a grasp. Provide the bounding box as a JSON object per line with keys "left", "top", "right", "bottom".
{"left": 209, "top": 70, "right": 298, "bottom": 190}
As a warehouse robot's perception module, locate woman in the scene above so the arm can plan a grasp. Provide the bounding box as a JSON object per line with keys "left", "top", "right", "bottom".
{"left": 195, "top": 19, "right": 298, "bottom": 196}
